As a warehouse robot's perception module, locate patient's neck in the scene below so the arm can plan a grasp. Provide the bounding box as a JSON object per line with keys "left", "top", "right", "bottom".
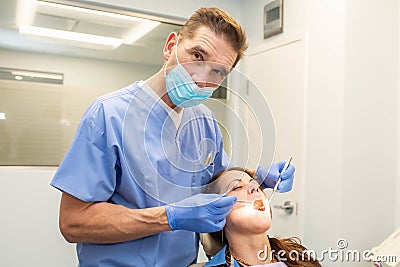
{"left": 226, "top": 230, "right": 273, "bottom": 266}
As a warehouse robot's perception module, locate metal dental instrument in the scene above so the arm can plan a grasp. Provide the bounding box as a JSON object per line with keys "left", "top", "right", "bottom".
{"left": 236, "top": 200, "right": 253, "bottom": 204}
{"left": 268, "top": 156, "right": 292, "bottom": 203}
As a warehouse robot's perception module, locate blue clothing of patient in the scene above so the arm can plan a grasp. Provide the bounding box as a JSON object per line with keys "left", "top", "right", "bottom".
{"left": 51, "top": 82, "right": 230, "bottom": 267}
{"left": 204, "top": 245, "right": 288, "bottom": 267}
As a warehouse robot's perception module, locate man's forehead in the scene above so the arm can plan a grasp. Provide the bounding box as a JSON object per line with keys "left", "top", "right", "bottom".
{"left": 180, "top": 27, "right": 237, "bottom": 67}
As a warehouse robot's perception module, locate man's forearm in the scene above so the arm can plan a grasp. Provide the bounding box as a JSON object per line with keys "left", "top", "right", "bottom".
{"left": 59, "top": 192, "right": 171, "bottom": 244}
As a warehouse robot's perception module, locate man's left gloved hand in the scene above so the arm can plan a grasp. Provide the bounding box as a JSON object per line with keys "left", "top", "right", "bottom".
{"left": 256, "top": 161, "right": 295, "bottom": 193}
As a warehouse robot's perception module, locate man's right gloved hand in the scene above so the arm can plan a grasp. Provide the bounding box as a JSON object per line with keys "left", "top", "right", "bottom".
{"left": 165, "top": 193, "right": 237, "bottom": 233}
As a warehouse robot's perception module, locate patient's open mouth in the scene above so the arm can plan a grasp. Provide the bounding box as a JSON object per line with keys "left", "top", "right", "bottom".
{"left": 253, "top": 199, "right": 265, "bottom": 211}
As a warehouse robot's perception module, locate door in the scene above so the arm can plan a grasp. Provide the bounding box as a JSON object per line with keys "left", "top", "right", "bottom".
{"left": 242, "top": 36, "right": 306, "bottom": 238}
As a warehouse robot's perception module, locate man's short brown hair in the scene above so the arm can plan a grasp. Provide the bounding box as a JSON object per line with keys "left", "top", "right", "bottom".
{"left": 178, "top": 7, "right": 248, "bottom": 67}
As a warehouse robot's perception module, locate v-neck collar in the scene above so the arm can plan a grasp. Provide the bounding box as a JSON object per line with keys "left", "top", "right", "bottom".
{"left": 134, "top": 82, "right": 193, "bottom": 140}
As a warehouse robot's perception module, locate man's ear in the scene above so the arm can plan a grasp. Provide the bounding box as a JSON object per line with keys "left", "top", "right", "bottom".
{"left": 163, "top": 32, "right": 178, "bottom": 61}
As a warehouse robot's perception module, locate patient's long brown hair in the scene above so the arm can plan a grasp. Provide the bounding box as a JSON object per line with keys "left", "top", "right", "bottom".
{"left": 206, "top": 167, "right": 321, "bottom": 267}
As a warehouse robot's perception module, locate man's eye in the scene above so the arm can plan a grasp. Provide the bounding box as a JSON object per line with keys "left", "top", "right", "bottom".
{"left": 213, "top": 69, "right": 225, "bottom": 77}
{"left": 194, "top": 53, "right": 203, "bottom": 60}
{"left": 233, "top": 186, "right": 243, "bottom": 191}
{"left": 213, "top": 69, "right": 221, "bottom": 75}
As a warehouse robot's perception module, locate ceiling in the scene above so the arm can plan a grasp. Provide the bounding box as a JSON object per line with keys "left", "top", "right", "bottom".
{"left": 0, "top": 0, "right": 183, "bottom": 66}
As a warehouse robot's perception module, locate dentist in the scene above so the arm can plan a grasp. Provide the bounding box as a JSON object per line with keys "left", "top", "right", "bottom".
{"left": 51, "top": 7, "right": 295, "bottom": 267}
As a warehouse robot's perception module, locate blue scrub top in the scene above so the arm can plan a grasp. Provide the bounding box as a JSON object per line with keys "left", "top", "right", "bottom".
{"left": 51, "top": 82, "right": 230, "bottom": 267}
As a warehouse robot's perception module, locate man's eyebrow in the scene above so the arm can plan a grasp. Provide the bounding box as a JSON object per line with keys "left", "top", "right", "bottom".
{"left": 189, "top": 45, "right": 208, "bottom": 56}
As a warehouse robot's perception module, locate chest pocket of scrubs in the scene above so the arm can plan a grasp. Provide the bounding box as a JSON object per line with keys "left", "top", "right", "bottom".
{"left": 200, "top": 160, "right": 215, "bottom": 186}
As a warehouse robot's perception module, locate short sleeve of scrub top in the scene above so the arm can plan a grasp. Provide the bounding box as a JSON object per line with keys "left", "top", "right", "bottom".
{"left": 51, "top": 98, "right": 118, "bottom": 202}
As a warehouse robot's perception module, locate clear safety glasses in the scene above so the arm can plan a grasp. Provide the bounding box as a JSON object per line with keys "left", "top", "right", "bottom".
{"left": 182, "top": 61, "right": 231, "bottom": 87}
{"left": 164, "top": 61, "right": 231, "bottom": 89}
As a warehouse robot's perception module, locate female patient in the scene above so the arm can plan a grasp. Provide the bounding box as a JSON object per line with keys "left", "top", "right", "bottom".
{"left": 198, "top": 167, "right": 320, "bottom": 267}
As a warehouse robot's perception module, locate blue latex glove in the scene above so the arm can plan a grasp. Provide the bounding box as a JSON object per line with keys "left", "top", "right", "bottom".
{"left": 165, "top": 193, "right": 237, "bottom": 233}
{"left": 256, "top": 161, "right": 295, "bottom": 192}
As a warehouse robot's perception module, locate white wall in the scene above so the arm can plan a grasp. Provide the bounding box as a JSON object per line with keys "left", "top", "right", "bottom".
{"left": 304, "top": 1, "right": 398, "bottom": 265}
{"left": 397, "top": 0, "right": 400, "bottom": 231}
{"left": 0, "top": 167, "right": 77, "bottom": 267}
{"left": 0, "top": 48, "right": 159, "bottom": 266}
{"left": 0, "top": 48, "right": 158, "bottom": 94}
{"left": 0, "top": 49, "right": 158, "bottom": 126}
{"left": 341, "top": 2, "right": 398, "bottom": 266}
{"left": 240, "top": 0, "right": 305, "bottom": 48}
{"left": 240, "top": 0, "right": 399, "bottom": 266}
{"left": 0, "top": 48, "right": 159, "bottom": 164}
{"left": 303, "top": 0, "right": 346, "bottom": 264}
{"left": 240, "top": 0, "right": 344, "bottom": 256}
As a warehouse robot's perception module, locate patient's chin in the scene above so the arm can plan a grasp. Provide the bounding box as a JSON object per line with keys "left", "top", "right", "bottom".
{"left": 236, "top": 220, "right": 271, "bottom": 235}
{"left": 227, "top": 209, "right": 272, "bottom": 233}
{"left": 253, "top": 222, "right": 271, "bottom": 233}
